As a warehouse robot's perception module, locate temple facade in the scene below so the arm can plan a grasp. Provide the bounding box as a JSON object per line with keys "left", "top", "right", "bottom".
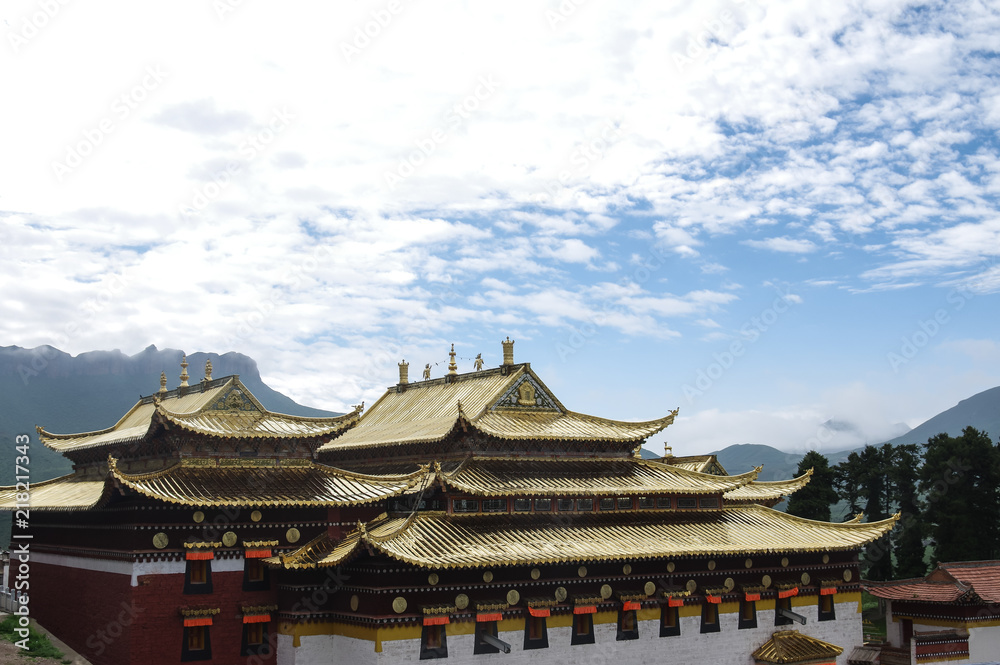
{"left": 1, "top": 341, "right": 896, "bottom": 665}
{"left": 864, "top": 560, "right": 1000, "bottom": 664}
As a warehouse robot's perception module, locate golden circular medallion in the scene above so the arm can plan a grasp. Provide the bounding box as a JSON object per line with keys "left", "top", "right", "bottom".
{"left": 843, "top": 569, "right": 853, "bottom": 582}
{"left": 667, "top": 562, "right": 675, "bottom": 573}
{"left": 507, "top": 590, "right": 520, "bottom": 605}
{"left": 762, "top": 574, "right": 772, "bottom": 588}
{"left": 822, "top": 554, "right": 830, "bottom": 564}
{"left": 707, "top": 560, "right": 716, "bottom": 571}
{"left": 555, "top": 586, "right": 568, "bottom": 602}
{"left": 724, "top": 577, "right": 735, "bottom": 591}
{"left": 600, "top": 584, "right": 612, "bottom": 600}
{"left": 685, "top": 579, "right": 697, "bottom": 593}
{"left": 801, "top": 572, "right": 811, "bottom": 585}
{"left": 251, "top": 510, "right": 262, "bottom": 523}
{"left": 483, "top": 570, "right": 494, "bottom": 583}
{"left": 622, "top": 563, "right": 632, "bottom": 575}
{"left": 392, "top": 597, "right": 407, "bottom": 613}
{"left": 745, "top": 558, "right": 753, "bottom": 569}
{"left": 530, "top": 568, "right": 541, "bottom": 580}
{"left": 456, "top": 594, "right": 470, "bottom": 610}
{"left": 644, "top": 581, "right": 656, "bottom": 596}
{"left": 192, "top": 511, "right": 205, "bottom": 523}
{"left": 222, "top": 531, "right": 237, "bottom": 547}
{"left": 286, "top": 528, "right": 301, "bottom": 544}
{"left": 152, "top": 532, "right": 168, "bottom": 549}
{"left": 578, "top": 566, "right": 587, "bottom": 578}
{"left": 428, "top": 573, "right": 439, "bottom": 586}
{"left": 781, "top": 557, "right": 789, "bottom": 567}
{"left": 350, "top": 595, "right": 359, "bottom": 612}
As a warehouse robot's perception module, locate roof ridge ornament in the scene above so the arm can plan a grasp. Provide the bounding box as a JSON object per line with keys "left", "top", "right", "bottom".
{"left": 398, "top": 360, "right": 409, "bottom": 385}
{"left": 159, "top": 371, "right": 168, "bottom": 395}
{"left": 204, "top": 359, "right": 213, "bottom": 382}
{"left": 179, "top": 354, "right": 189, "bottom": 387}
{"left": 501, "top": 337, "right": 514, "bottom": 365}
{"left": 447, "top": 344, "right": 457, "bottom": 375}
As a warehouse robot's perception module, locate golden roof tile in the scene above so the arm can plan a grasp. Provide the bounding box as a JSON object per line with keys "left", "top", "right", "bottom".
{"left": 0, "top": 472, "right": 108, "bottom": 511}
{"left": 320, "top": 364, "right": 677, "bottom": 452}
{"left": 439, "top": 457, "right": 758, "bottom": 496}
{"left": 661, "top": 454, "right": 728, "bottom": 475}
{"left": 276, "top": 505, "right": 898, "bottom": 570}
{"left": 751, "top": 630, "right": 844, "bottom": 664}
{"left": 724, "top": 470, "right": 813, "bottom": 503}
{"left": 109, "top": 457, "right": 430, "bottom": 507}
{"left": 38, "top": 376, "right": 356, "bottom": 453}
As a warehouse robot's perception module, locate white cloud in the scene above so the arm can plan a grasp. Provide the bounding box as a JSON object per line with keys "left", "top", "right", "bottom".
{"left": 742, "top": 237, "right": 818, "bottom": 254}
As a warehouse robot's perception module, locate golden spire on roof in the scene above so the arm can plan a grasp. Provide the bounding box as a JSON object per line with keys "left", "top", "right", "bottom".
{"left": 447, "top": 344, "right": 457, "bottom": 375}
{"left": 179, "top": 355, "right": 189, "bottom": 387}
{"left": 398, "top": 360, "right": 409, "bottom": 385}
{"left": 502, "top": 336, "right": 514, "bottom": 365}
{"left": 158, "top": 371, "right": 167, "bottom": 395}
{"left": 204, "top": 359, "right": 213, "bottom": 382}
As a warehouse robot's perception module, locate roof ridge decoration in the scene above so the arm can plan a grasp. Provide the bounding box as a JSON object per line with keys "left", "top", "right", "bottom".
{"left": 491, "top": 372, "right": 561, "bottom": 411}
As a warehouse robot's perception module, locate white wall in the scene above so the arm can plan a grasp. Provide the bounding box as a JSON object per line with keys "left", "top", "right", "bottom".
{"left": 282, "top": 597, "right": 862, "bottom": 665}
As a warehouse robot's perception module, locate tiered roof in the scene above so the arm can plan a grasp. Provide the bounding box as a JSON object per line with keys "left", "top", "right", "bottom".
{"left": 865, "top": 560, "right": 1000, "bottom": 604}
{"left": 37, "top": 376, "right": 358, "bottom": 455}
{"left": 272, "top": 506, "right": 899, "bottom": 570}
{"left": 752, "top": 630, "right": 844, "bottom": 664}
{"left": 319, "top": 364, "right": 677, "bottom": 452}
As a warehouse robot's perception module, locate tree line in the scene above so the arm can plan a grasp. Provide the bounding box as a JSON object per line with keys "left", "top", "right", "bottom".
{"left": 784, "top": 426, "right": 1000, "bottom": 580}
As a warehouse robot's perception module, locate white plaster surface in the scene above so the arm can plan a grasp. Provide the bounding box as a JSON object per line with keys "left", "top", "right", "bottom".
{"left": 280, "top": 598, "right": 864, "bottom": 665}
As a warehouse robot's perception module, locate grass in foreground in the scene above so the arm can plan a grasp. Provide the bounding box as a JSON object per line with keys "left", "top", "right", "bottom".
{"left": 0, "top": 613, "right": 66, "bottom": 660}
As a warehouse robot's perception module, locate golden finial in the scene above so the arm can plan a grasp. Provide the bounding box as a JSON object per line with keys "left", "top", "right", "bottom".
{"left": 501, "top": 336, "right": 515, "bottom": 365}
{"left": 448, "top": 344, "right": 458, "bottom": 375}
{"left": 158, "top": 371, "right": 167, "bottom": 394}
{"left": 398, "top": 360, "right": 409, "bottom": 385}
{"left": 204, "top": 359, "right": 213, "bottom": 382}
{"left": 179, "top": 355, "right": 189, "bottom": 387}
{"left": 664, "top": 443, "right": 672, "bottom": 457}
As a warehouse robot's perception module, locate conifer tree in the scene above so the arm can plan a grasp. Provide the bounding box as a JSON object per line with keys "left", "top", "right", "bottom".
{"left": 786, "top": 450, "right": 838, "bottom": 522}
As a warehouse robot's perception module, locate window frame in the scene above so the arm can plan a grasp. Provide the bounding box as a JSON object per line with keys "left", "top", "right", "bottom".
{"left": 242, "top": 557, "right": 269, "bottom": 592}
{"left": 240, "top": 621, "right": 270, "bottom": 657}
{"left": 660, "top": 604, "right": 681, "bottom": 637}
{"left": 818, "top": 592, "right": 836, "bottom": 621}
{"left": 775, "top": 596, "right": 793, "bottom": 626}
{"left": 419, "top": 623, "right": 448, "bottom": 660}
{"left": 474, "top": 620, "right": 501, "bottom": 654}
{"left": 738, "top": 598, "right": 758, "bottom": 629}
{"left": 183, "top": 559, "right": 213, "bottom": 595}
{"left": 181, "top": 625, "right": 212, "bottom": 662}
{"left": 523, "top": 614, "right": 549, "bottom": 650}
{"left": 571, "top": 613, "right": 596, "bottom": 645}
{"left": 700, "top": 601, "right": 721, "bottom": 634}
{"left": 616, "top": 608, "right": 639, "bottom": 641}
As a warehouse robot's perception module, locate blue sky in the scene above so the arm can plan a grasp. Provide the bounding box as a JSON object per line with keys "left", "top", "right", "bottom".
{"left": 1, "top": 0, "right": 998, "bottom": 456}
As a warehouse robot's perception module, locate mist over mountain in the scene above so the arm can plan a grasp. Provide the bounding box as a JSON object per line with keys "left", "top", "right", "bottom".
{"left": 0, "top": 344, "right": 338, "bottom": 484}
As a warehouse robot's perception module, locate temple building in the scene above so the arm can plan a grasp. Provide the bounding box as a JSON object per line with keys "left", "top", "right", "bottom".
{"left": 864, "top": 560, "right": 1000, "bottom": 664}
{"left": 1, "top": 341, "right": 897, "bottom": 665}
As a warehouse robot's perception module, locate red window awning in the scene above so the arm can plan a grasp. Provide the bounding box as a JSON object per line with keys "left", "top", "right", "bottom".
{"left": 183, "top": 617, "right": 213, "bottom": 627}
{"left": 477, "top": 613, "right": 503, "bottom": 622}
{"left": 667, "top": 597, "right": 685, "bottom": 607}
{"left": 243, "top": 614, "right": 270, "bottom": 624}
{"left": 245, "top": 549, "right": 272, "bottom": 559}
{"left": 820, "top": 587, "right": 838, "bottom": 596}
{"left": 423, "top": 616, "right": 450, "bottom": 626}
{"left": 185, "top": 551, "right": 214, "bottom": 561}
{"left": 778, "top": 587, "right": 799, "bottom": 599}
{"left": 573, "top": 606, "right": 597, "bottom": 615}
{"left": 705, "top": 595, "right": 722, "bottom": 604}
{"left": 745, "top": 593, "right": 761, "bottom": 602}
{"left": 528, "top": 607, "right": 550, "bottom": 618}
{"left": 623, "top": 601, "right": 641, "bottom": 611}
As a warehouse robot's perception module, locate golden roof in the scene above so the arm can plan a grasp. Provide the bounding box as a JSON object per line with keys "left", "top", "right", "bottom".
{"left": 661, "top": 454, "right": 728, "bottom": 475}
{"left": 0, "top": 472, "right": 107, "bottom": 511}
{"left": 724, "top": 470, "right": 813, "bottom": 503}
{"left": 752, "top": 630, "right": 844, "bottom": 664}
{"left": 108, "top": 457, "right": 429, "bottom": 507}
{"left": 438, "top": 457, "right": 759, "bottom": 496}
{"left": 38, "top": 376, "right": 357, "bottom": 453}
{"left": 275, "top": 505, "right": 898, "bottom": 569}
{"left": 320, "top": 365, "right": 677, "bottom": 452}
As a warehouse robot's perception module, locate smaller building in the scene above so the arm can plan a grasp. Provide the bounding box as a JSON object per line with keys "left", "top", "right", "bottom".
{"left": 864, "top": 560, "right": 1000, "bottom": 665}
